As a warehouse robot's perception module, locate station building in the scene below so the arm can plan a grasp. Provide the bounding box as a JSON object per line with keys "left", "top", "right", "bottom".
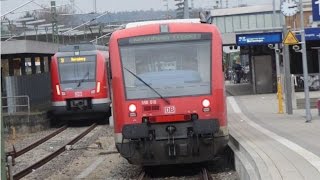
{"left": 1, "top": 1, "right": 318, "bottom": 109}
{"left": 210, "top": 3, "right": 283, "bottom": 94}
{"left": 1, "top": 40, "right": 59, "bottom": 111}
{"left": 210, "top": 0, "right": 319, "bottom": 94}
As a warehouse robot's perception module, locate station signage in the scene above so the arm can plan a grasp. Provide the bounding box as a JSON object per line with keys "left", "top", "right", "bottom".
{"left": 296, "top": 28, "right": 320, "bottom": 41}
{"left": 236, "top": 32, "right": 283, "bottom": 46}
{"left": 119, "top": 33, "right": 211, "bottom": 45}
{"left": 129, "top": 34, "right": 202, "bottom": 44}
{"left": 312, "top": 0, "right": 320, "bottom": 21}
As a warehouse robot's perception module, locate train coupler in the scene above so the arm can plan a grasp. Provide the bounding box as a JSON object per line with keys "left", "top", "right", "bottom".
{"left": 166, "top": 125, "right": 177, "bottom": 157}
{"left": 168, "top": 144, "right": 176, "bottom": 157}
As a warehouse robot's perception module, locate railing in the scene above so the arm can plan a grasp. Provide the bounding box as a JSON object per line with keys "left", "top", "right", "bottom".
{"left": 292, "top": 73, "right": 320, "bottom": 91}
{"left": 2, "top": 95, "right": 30, "bottom": 120}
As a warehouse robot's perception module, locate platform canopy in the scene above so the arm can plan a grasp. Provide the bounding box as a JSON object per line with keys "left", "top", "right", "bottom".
{"left": 1, "top": 40, "right": 60, "bottom": 55}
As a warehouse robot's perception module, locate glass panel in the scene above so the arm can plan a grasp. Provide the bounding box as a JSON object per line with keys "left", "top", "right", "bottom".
{"left": 212, "top": 18, "right": 217, "bottom": 25}
{"left": 13, "top": 59, "right": 21, "bottom": 76}
{"left": 248, "top": 15, "right": 257, "bottom": 29}
{"left": 225, "top": 16, "right": 233, "bottom": 33}
{"left": 58, "top": 55, "right": 96, "bottom": 90}
{"left": 264, "top": 14, "right": 273, "bottom": 28}
{"left": 120, "top": 39, "right": 211, "bottom": 100}
{"left": 256, "top": 14, "right": 265, "bottom": 28}
{"left": 216, "top": 17, "right": 225, "bottom": 33}
{"left": 274, "top": 13, "right": 281, "bottom": 27}
{"left": 233, "top": 16, "right": 241, "bottom": 31}
{"left": 25, "top": 58, "right": 32, "bottom": 75}
{"left": 35, "top": 57, "right": 41, "bottom": 73}
{"left": 240, "top": 15, "right": 249, "bottom": 30}
{"left": 1, "top": 59, "right": 9, "bottom": 77}
{"left": 44, "top": 57, "right": 49, "bottom": 72}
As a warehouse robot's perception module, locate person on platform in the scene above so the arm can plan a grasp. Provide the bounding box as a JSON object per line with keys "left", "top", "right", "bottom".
{"left": 233, "top": 59, "right": 242, "bottom": 84}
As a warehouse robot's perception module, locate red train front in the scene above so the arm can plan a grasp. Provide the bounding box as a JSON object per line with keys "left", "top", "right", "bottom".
{"left": 109, "top": 22, "right": 228, "bottom": 165}
{"left": 50, "top": 44, "right": 111, "bottom": 123}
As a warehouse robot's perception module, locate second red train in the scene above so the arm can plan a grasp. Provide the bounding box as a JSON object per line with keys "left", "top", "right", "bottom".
{"left": 50, "top": 43, "right": 111, "bottom": 124}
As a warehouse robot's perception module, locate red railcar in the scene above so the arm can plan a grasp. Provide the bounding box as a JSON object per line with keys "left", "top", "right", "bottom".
{"left": 50, "top": 44, "right": 111, "bottom": 123}
{"left": 109, "top": 21, "right": 228, "bottom": 165}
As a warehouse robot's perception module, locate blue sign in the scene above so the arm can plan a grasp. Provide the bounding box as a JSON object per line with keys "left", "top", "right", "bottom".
{"left": 312, "top": 0, "right": 320, "bottom": 21}
{"left": 236, "top": 32, "right": 283, "bottom": 46}
{"left": 296, "top": 28, "right": 320, "bottom": 41}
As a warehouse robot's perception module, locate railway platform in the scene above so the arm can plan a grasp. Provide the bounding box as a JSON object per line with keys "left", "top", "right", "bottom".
{"left": 226, "top": 83, "right": 320, "bottom": 180}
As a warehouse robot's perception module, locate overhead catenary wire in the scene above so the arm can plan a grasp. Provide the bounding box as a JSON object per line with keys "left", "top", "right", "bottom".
{"left": 1, "top": 4, "right": 71, "bottom": 17}
{"left": 90, "top": 32, "right": 113, "bottom": 43}
{"left": 4, "top": 34, "right": 18, "bottom": 41}
{"left": 31, "top": 1, "right": 47, "bottom": 9}
{"left": 1, "top": 0, "right": 35, "bottom": 18}
{"left": 61, "top": 11, "right": 110, "bottom": 35}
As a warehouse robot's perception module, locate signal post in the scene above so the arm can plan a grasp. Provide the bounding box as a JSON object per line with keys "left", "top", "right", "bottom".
{"left": 281, "top": 0, "right": 312, "bottom": 122}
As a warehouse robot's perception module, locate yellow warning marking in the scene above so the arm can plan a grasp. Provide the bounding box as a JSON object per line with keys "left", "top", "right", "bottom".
{"left": 283, "top": 30, "right": 299, "bottom": 45}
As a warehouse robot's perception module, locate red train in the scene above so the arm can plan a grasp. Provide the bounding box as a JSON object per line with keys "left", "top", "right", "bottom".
{"left": 50, "top": 44, "right": 111, "bottom": 123}
{"left": 109, "top": 21, "right": 229, "bottom": 165}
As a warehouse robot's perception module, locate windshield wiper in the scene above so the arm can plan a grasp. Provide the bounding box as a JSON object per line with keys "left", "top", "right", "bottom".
{"left": 77, "top": 71, "right": 89, "bottom": 87}
{"left": 124, "top": 67, "right": 170, "bottom": 105}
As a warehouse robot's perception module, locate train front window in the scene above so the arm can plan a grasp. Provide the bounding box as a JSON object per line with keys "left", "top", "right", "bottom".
{"left": 58, "top": 55, "right": 96, "bottom": 90}
{"left": 119, "top": 33, "right": 211, "bottom": 100}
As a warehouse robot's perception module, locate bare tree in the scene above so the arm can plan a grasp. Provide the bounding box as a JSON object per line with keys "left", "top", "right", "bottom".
{"left": 33, "top": 5, "right": 73, "bottom": 25}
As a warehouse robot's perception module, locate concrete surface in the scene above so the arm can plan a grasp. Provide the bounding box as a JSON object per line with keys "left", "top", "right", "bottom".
{"left": 226, "top": 83, "right": 320, "bottom": 180}
{"left": 3, "top": 112, "right": 49, "bottom": 135}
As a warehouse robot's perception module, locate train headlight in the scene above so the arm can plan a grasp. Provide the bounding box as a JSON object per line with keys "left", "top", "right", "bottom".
{"left": 96, "top": 82, "right": 101, "bottom": 93}
{"left": 55, "top": 85, "right": 61, "bottom": 95}
{"left": 202, "top": 99, "right": 210, "bottom": 107}
{"left": 129, "top": 104, "right": 137, "bottom": 117}
{"left": 129, "top": 104, "right": 137, "bottom": 112}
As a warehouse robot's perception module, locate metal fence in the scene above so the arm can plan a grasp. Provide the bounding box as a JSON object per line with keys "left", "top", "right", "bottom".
{"left": 2, "top": 95, "right": 30, "bottom": 120}
{"left": 4, "top": 73, "right": 51, "bottom": 111}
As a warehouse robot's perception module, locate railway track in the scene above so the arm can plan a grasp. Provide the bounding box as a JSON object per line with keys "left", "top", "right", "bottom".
{"left": 137, "top": 170, "right": 147, "bottom": 180}
{"left": 136, "top": 167, "right": 212, "bottom": 180}
{"left": 6, "top": 125, "right": 68, "bottom": 160}
{"left": 6, "top": 123, "right": 97, "bottom": 180}
{"left": 199, "top": 168, "right": 212, "bottom": 180}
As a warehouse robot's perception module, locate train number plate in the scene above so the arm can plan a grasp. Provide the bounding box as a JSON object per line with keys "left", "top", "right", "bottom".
{"left": 75, "top": 91, "right": 83, "bottom": 97}
{"left": 164, "top": 106, "right": 176, "bottom": 114}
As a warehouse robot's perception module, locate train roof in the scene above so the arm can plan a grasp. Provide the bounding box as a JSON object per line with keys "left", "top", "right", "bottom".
{"left": 58, "top": 43, "right": 108, "bottom": 52}
{"left": 125, "top": 18, "right": 201, "bottom": 29}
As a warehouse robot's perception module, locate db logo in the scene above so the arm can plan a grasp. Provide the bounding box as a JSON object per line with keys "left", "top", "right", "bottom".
{"left": 75, "top": 91, "right": 83, "bottom": 97}
{"left": 164, "top": 106, "right": 176, "bottom": 114}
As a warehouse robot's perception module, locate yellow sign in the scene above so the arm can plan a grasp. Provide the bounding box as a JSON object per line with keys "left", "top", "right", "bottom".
{"left": 283, "top": 30, "right": 299, "bottom": 45}
{"left": 71, "top": 57, "right": 86, "bottom": 62}
{"left": 59, "top": 58, "right": 65, "bottom": 63}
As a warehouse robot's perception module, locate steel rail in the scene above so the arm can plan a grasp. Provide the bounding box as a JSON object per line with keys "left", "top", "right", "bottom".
{"left": 200, "top": 168, "right": 212, "bottom": 180}
{"left": 6, "top": 125, "right": 68, "bottom": 159}
{"left": 13, "top": 123, "right": 97, "bottom": 180}
{"left": 137, "top": 170, "right": 146, "bottom": 180}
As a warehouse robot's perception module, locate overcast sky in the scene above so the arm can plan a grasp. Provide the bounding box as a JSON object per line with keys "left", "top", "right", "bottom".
{"left": 1, "top": 0, "right": 274, "bottom": 19}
